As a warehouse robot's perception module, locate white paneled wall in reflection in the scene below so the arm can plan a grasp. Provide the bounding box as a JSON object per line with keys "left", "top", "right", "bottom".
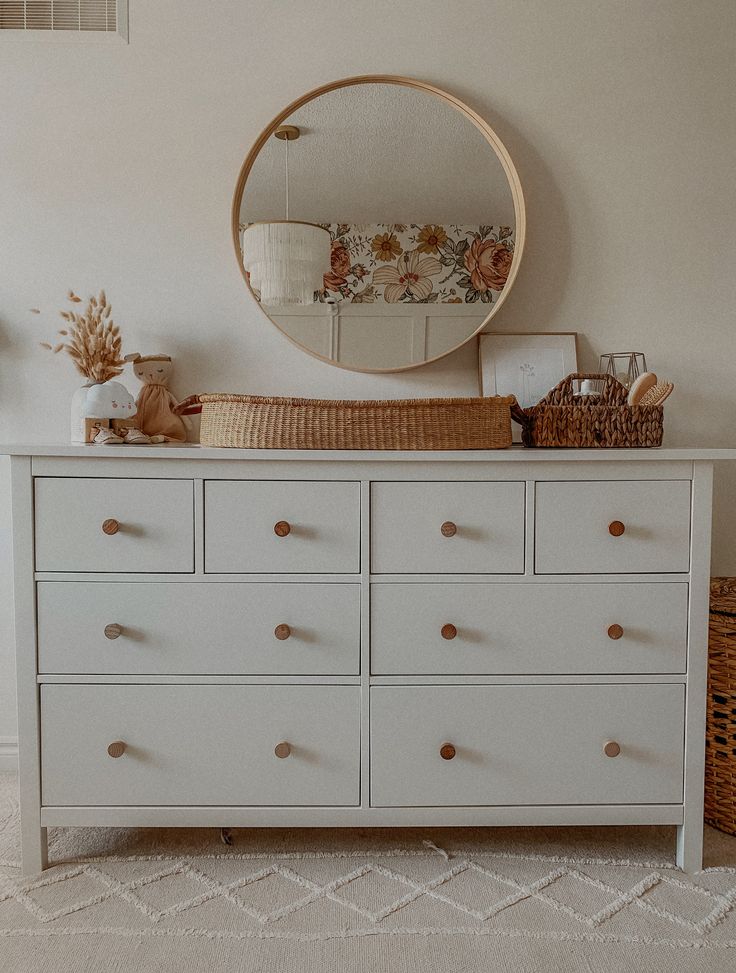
{"left": 268, "top": 305, "right": 488, "bottom": 370}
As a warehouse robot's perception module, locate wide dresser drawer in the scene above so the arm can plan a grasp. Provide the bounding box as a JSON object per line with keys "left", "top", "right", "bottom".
{"left": 37, "top": 581, "right": 360, "bottom": 675}
{"left": 371, "top": 684, "right": 684, "bottom": 806}
{"left": 535, "top": 481, "right": 691, "bottom": 574}
{"left": 205, "top": 481, "right": 360, "bottom": 573}
{"left": 371, "top": 582, "right": 688, "bottom": 674}
{"left": 371, "top": 482, "right": 525, "bottom": 574}
{"left": 35, "top": 478, "right": 194, "bottom": 573}
{"left": 41, "top": 685, "right": 360, "bottom": 806}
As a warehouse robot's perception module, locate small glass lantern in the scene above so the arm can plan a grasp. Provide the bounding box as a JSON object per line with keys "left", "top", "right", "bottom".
{"left": 599, "top": 352, "right": 648, "bottom": 389}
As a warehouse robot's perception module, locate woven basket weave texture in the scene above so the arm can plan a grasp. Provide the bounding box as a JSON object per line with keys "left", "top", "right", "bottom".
{"left": 705, "top": 578, "right": 736, "bottom": 836}
{"left": 520, "top": 373, "right": 664, "bottom": 448}
{"left": 188, "top": 393, "right": 516, "bottom": 450}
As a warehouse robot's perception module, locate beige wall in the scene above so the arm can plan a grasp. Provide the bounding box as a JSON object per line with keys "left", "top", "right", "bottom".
{"left": 1, "top": 0, "right": 735, "bottom": 743}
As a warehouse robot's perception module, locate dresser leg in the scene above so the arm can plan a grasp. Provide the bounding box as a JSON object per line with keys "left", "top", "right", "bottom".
{"left": 22, "top": 827, "right": 48, "bottom": 876}
{"left": 676, "top": 822, "right": 703, "bottom": 874}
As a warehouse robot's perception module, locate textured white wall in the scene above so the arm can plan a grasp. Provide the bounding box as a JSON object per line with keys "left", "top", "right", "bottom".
{"left": 1, "top": 0, "right": 735, "bottom": 744}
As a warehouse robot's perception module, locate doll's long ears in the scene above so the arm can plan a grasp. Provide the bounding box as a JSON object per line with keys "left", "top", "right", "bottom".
{"left": 124, "top": 353, "right": 141, "bottom": 363}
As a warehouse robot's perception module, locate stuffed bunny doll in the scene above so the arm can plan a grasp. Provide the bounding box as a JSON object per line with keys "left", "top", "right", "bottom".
{"left": 126, "top": 354, "right": 188, "bottom": 442}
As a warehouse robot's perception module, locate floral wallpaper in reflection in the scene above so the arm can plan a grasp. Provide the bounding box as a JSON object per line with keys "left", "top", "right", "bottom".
{"left": 320, "top": 224, "right": 514, "bottom": 304}
{"left": 240, "top": 222, "right": 515, "bottom": 305}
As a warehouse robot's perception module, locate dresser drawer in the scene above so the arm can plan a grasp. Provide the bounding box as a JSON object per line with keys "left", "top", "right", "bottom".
{"left": 34, "top": 478, "right": 194, "bottom": 573}
{"left": 371, "top": 684, "right": 684, "bottom": 807}
{"left": 205, "top": 481, "right": 360, "bottom": 573}
{"left": 371, "top": 482, "right": 525, "bottom": 574}
{"left": 535, "top": 481, "right": 691, "bottom": 574}
{"left": 37, "top": 582, "right": 360, "bottom": 675}
{"left": 41, "top": 685, "right": 360, "bottom": 806}
{"left": 371, "top": 582, "right": 688, "bottom": 675}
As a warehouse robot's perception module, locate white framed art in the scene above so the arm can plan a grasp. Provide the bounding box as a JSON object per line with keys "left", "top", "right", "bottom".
{"left": 478, "top": 332, "right": 578, "bottom": 441}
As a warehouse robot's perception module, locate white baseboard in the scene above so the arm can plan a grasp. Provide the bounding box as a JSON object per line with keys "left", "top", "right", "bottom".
{"left": 0, "top": 737, "right": 18, "bottom": 773}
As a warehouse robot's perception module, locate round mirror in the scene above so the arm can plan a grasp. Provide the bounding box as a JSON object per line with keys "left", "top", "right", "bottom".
{"left": 232, "top": 76, "right": 525, "bottom": 373}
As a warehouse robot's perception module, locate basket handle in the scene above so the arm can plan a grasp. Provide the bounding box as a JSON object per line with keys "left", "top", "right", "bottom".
{"left": 552, "top": 372, "right": 626, "bottom": 405}
{"left": 174, "top": 394, "right": 203, "bottom": 416}
{"left": 510, "top": 400, "right": 529, "bottom": 428}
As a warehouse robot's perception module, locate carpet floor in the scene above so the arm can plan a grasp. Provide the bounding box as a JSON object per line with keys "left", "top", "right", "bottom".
{"left": 1, "top": 773, "right": 736, "bottom": 972}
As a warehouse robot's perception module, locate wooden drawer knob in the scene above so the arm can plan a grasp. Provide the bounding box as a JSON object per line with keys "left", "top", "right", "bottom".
{"left": 604, "top": 740, "right": 621, "bottom": 758}
{"left": 102, "top": 518, "right": 120, "bottom": 535}
{"left": 439, "top": 742, "right": 456, "bottom": 760}
{"left": 107, "top": 740, "right": 127, "bottom": 758}
{"left": 274, "top": 741, "right": 291, "bottom": 758}
{"left": 607, "top": 624, "right": 624, "bottom": 640}
{"left": 608, "top": 520, "right": 626, "bottom": 537}
{"left": 274, "top": 624, "right": 291, "bottom": 641}
{"left": 441, "top": 521, "right": 457, "bottom": 537}
{"left": 104, "top": 623, "right": 123, "bottom": 640}
{"left": 274, "top": 520, "right": 291, "bottom": 537}
{"left": 441, "top": 624, "right": 457, "bottom": 640}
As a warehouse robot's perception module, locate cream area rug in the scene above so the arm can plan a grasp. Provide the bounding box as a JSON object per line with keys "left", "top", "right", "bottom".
{"left": 1, "top": 774, "right": 736, "bottom": 972}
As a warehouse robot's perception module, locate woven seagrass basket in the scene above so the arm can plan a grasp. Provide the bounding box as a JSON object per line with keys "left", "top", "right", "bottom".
{"left": 517, "top": 373, "right": 664, "bottom": 448}
{"left": 176, "top": 393, "right": 516, "bottom": 450}
{"left": 705, "top": 578, "right": 736, "bottom": 835}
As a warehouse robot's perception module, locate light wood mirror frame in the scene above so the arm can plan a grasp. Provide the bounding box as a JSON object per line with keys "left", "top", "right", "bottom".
{"left": 231, "top": 75, "right": 526, "bottom": 374}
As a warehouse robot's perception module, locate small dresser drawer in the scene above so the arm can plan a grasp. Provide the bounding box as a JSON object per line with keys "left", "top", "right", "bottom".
{"left": 41, "top": 684, "right": 360, "bottom": 806}
{"left": 37, "top": 582, "right": 360, "bottom": 675}
{"left": 371, "top": 684, "right": 684, "bottom": 807}
{"left": 34, "top": 478, "right": 194, "bottom": 573}
{"left": 371, "top": 582, "right": 688, "bottom": 675}
{"left": 205, "top": 481, "right": 360, "bottom": 573}
{"left": 371, "top": 482, "right": 525, "bottom": 574}
{"left": 535, "top": 481, "right": 691, "bottom": 574}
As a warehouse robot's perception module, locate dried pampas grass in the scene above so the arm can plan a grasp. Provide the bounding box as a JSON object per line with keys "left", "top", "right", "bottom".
{"left": 40, "top": 290, "right": 124, "bottom": 383}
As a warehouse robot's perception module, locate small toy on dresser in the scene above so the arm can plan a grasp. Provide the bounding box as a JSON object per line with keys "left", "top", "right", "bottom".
{"left": 126, "top": 354, "right": 188, "bottom": 442}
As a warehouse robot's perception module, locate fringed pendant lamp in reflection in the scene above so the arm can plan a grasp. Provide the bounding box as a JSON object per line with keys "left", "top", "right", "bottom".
{"left": 242, "top": 125, "right": 330, "bottom": 305}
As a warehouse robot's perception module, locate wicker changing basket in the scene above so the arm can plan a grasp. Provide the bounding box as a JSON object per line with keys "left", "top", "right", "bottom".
{"left": 705, "top": 578, "right": 736, "bottom": 836}
{"left": 176, "top": 393, "right": 516, "bottom": 450}
{"left": 517, "top": 373, "right": 664, "bottom": 448}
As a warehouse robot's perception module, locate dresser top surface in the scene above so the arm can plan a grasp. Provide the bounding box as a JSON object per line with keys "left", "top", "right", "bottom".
{"left": 2, "top": 444, "right": 735, "bottom": 462}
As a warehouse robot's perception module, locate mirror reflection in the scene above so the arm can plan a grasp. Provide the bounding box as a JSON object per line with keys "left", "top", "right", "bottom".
{"left": 237, "top": 80, "right": 520, "bottom": 371}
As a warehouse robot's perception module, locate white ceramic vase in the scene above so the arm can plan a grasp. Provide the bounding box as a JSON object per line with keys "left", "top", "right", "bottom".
{"left": 70, "top": 382, "right": 96, "bottom": 443}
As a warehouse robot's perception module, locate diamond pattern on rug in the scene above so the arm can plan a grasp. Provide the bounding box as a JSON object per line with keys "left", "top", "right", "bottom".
{"left": 130, "top": 869, "right": 215, "bottom": 914}
{"left": 2, "top": 854, "right": 736, "bottom": 944}
{"left": 421, "top": 862, "right": 528, "bottom": 919}
{"left": 1, "top": 774, "right": 736, "bottom": 947}
{"left": 229, "top": 866, "right": 328, "bottom": 923}
{"left": 638, "top": 874, "right": 736, "bottom": 934}
{"left": 329, "top": 864, "right": 430, "bottom": 921}
{"left": 515, "top": 868, "right": 617, "bottom": 921}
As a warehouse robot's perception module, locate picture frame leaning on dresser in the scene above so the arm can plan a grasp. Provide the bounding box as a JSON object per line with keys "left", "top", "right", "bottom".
{"left": 478, "top": 332, "right": 579, "bottom": 443}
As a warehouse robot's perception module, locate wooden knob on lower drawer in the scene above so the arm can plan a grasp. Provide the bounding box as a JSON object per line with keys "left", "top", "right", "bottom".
{"left": 274, "top": 624, "right": 291, "bottom": 641}
{"left": 104, "top": 623, "right": 123, "bottom": 640}
{"left": 608, "top": 520, "right": 626, "bottom": 537}
{"left": 107, "top": 741, "right": 127, "bottom": 758}
{"left": 439, "top": 742, "right": 456, "bottom": 760}
{"left": 441, "top": 521, "right": 457, "bottom": 537}
{"left": 102, "top": 518, "right": 120, "bottom": 535}
{"left": 441, "top": 624, "right": 458, "bottom": 640}
{"left": 274, "top": 521, "right": 291, "bottom": 537}
{"left": 604, "top": 740, "right": 621, "bottom": 758}
{"left": 274, "top": 741, "right": 291, "bottom": 758}
{"left": 607, "top": 624, "right": 624, "bottom": 640}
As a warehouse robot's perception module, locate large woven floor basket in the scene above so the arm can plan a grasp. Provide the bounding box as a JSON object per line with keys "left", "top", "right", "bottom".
{"left": 177, "top": 393, "right": 515, "bottom": 450}
{"left": 519, "top": 373, "right": 664, "bottom": 447}
{"left": 705, "top": 578, "right": 736, "bottom": 835}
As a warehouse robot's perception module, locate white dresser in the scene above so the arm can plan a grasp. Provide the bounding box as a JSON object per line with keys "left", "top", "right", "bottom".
{"left": 6, "top": 446, "right": 727, "bottom": 874}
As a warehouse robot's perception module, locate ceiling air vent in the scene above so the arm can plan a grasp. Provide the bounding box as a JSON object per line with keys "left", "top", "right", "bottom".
{"left": 0, "top": 1, "right": 127, "bottom": 37}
